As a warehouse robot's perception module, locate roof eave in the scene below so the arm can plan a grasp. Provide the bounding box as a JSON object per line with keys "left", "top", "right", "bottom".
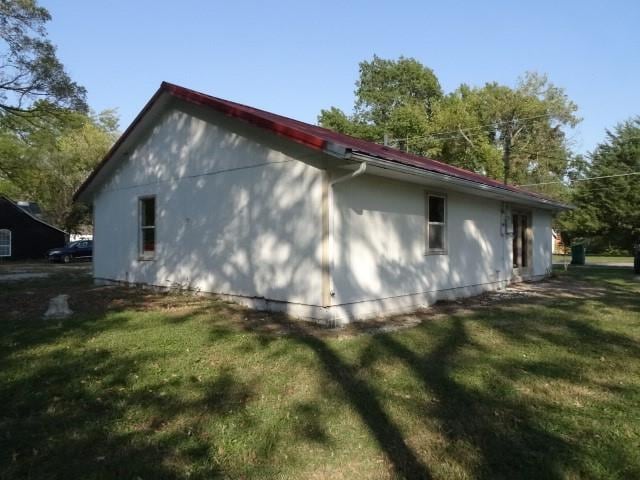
{"left": 73, "top": 85, "right": 170, "bottom": 203}
{"left": 73, "top": 81, "right": 571, "bottom": 213}
{"left": 1, "top": 195, "right": 68, "bottom": 234}
{"left": 349, "top": 152, "right": 571, "bottom": 211}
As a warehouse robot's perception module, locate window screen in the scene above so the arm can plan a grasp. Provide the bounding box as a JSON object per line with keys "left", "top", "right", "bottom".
{"left": 426, "top": 195, "right": 446, "bottom": 253}
{"left": 0, "top": 229, "right": 10, "bottom": 257}
{"left": 139, "top": 197, "right": 155, "bottom": 257}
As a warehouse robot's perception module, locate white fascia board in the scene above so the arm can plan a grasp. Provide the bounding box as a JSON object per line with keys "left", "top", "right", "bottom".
{"left": 348, "top": 152, "right": 571, "bottom": 211}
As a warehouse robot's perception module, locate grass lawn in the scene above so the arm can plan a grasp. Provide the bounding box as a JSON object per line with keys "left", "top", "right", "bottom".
{"left": 1, "top": 266, "right": 639, "bottom": 479}
{"left": 553, "top": 254, "right": 634, "bottom": 265}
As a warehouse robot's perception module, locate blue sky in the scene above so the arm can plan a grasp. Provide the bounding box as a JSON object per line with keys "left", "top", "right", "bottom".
{"left": 46, "top": 0, "right": 639, "bottom": 155}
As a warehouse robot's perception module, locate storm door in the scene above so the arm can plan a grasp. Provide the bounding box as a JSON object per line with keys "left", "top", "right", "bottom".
{"left": 512, "top": 212, "right": 531, "bottom": 275}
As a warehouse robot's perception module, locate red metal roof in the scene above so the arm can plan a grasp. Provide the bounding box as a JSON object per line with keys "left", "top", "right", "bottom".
{"left": 74, "top": 81, "right": 563, "bottom": 206}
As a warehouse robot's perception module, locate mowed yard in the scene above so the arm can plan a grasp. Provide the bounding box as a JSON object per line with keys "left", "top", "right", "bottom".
{"left": 1, "top": 265, "right": 639, "bottom": 479}
{"left": 552, "top": 254, "right": 634, "bottom": 266}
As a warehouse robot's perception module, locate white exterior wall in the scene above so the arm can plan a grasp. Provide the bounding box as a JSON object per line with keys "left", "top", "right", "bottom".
{"left": 92, "top": 103, "right": 325, "bottom": 312}
{"left": 90, "top": 100, "right": 554, "bottom": 323}
{"left": 532, "top": 209, "right": 553, "bottom": 276}
{"left": 327, "top": 174, "right": 552, "bottom": 321}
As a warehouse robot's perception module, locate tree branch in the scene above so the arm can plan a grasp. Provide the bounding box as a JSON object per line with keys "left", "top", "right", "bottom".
{"left": 458, "top": 125, "right": 475, "bottom": 148}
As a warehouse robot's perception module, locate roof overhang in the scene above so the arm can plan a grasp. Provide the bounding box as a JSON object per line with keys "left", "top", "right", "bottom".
{"left": 74, "top": 81, "right": 571, "bottom": 211}
{"left": 342, "top": 152, "right": 571, "bottom": 211}
{"left": 73, "top": 87, "right": 173, "bottom": 202}
{"left": 1, "top": 196, "right": 68, "bottom": 234}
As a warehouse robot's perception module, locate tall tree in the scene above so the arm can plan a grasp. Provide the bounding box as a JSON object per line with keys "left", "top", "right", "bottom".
{"left": 353, "top": 55, "right": 442, "bottom": 125}
{"left": 319, "top": 55, "right": 442, "bottom": 143}
{"left": 0, "top": 0, "right": 87, "bottom": 128}
{"left": 558, "top": 118, "right": 640, "bottom": 252}
{"left": 421, "top": 73, "right": 579, "bottom": 185}
{"left": 319, "top": 57, "right": 579, "bottom": 188}
{"left": 480, "top": 73, "right": 578, "bottom": 185}
{"left": 0, "top": 109, "right": 119, "bottom": 231}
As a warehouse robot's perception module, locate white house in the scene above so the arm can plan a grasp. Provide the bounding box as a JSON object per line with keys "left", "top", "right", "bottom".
{"left": 75, "top": 82, "right": 568, "bottom": 324}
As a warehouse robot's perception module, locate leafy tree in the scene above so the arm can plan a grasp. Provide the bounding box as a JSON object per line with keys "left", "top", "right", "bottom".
{"left": 319, "top": 55, "right": 442, "bottom": 144}
{"left": 426, "top": 84, "right": 503, "bottom": 175}
{"left": 480, "top": 73, "right": 578, "bottom": 185}
{"left": 0, "top": 0, "right": 87, "bottom": 128}
{"left": 558, "top": 118, "right": 640, "bottom": 252}
{"left": 317, "top": 106, "right": 379, "bottom": 141}
{"left": 0, "top": 109, "right": 118, "bottom": 231}
{"left": 413, "top": 73, "right": 579, "bottom": 185}
{"left": 353, "top": 55, "right": 442, "bottom": 125}
{"left": 319, "top": 57, "right": 579, "bottom": 187}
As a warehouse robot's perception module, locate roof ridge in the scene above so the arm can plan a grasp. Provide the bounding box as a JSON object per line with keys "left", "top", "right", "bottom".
{"left": 160, "top": 82, "right": 557, "bottom": 203}
{"left": 75, "top": 82, "right": 567, "bottom": 209}
{"left": 162, "top": 82, "right": 464, "bottom": 169}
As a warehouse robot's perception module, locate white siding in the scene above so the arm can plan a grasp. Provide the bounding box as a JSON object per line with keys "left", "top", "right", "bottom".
{"left": 93, "top": 103, "right": 324, "bottom": 307}
{"left": 331, "top": 174, "right": 505, "bottom": 304}
{"left": 532, "top": 209, "right": 553, "bottom": 276}
{"left": 91, "top": 100, "right": 555, "bottom": 323}
{"left": 328, "top": 174, "right": 552, "bottom": 320}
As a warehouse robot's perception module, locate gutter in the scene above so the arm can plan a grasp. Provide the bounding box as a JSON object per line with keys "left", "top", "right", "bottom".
{"left": 349, "top": 152, "right": 570, "bottom": 211}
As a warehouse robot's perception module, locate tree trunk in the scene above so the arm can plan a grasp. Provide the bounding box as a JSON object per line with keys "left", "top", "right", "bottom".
{"left": 502, "top": 133, "right": 512, "bottom": 185}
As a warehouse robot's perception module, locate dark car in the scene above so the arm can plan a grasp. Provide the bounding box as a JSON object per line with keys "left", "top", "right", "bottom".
{"left": 48, "top": 240, "right": 93, "bottom": 263}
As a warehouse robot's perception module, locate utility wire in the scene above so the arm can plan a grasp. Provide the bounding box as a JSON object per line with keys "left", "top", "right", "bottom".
{"left": 386, "top": 112, "right": 555, "bottom": 145}
{"left": 518, "top": 171, "right": 640, "bottom": 187}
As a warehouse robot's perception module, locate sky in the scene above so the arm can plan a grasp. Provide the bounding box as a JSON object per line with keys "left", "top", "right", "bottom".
{"left": 45, "top": 0, "right": 639, "bottom": 155}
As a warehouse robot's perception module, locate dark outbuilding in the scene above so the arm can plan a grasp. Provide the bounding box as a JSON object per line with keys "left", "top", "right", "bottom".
{"left": 0, "top": 196, "right": 67, "bottom": 260}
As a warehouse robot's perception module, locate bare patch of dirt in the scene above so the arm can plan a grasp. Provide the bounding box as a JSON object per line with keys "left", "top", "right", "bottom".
{"left": 208, "top": 275, "right": 612, "bottom": 339}
{"left": 0, "top": 272, "right": 50, "bottom": 282}
{"left": 0, "top": 261, "right": 91, "bottom": 274}
{"left": 326, "top": 276, "right": 610, "bottom": 337}
{"left": 0, "top": 262, "right": 612, "bottom": 339}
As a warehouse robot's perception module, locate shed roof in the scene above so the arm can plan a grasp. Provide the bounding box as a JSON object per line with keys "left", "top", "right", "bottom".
{"left": 0, "top": 196, "right": 67, "bottom": 234}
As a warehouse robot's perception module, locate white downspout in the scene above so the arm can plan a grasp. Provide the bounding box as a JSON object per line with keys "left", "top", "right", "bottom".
{"left": 325, "top": 162, "right": 367, "bottom": 307}
{"left": 500, "top": 202, "right": 513, "bottom": 287}
{"left": 330, "top": 161, "right": 367, "bottom": 187}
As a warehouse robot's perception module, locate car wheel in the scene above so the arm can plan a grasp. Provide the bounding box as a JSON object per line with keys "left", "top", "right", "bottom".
{"left": 62, "top": 254, "right": 71, "bottom": 264}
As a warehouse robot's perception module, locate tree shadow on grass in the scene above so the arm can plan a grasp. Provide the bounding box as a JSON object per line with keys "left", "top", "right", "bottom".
{"left": 293, "top": 333, "right": 433, "bottom": 479}
{"left": 485, "top": 299, "right": 640, "bottom": 359}
{"left": 1, "top": 291, "right": 342, "bottom": 479}
{"left": 228, "top": 276, "right": 640, "bottom": 479}
{"left": 0, "top": 329, "right": 256, "bottom": 479}
{"left": 373, "top": 317, "right": 573, "bottom": 479}
{"left": 236, "top": 311, "right": 578, "bottom": 479}
{"left": 3, "top": 267, "right": 639, "bottom": 479}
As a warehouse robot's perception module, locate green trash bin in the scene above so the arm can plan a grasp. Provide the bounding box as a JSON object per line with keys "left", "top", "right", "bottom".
{"left": 571, "top": 244, "right": 586, "bottom": 265}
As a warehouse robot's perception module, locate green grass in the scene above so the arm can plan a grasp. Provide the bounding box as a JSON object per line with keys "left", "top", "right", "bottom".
{"left": 1, "top": 267, "right": 639, "bottom": 479}
{"left": 553, "top": 254, "right": 634, "bottom": 265}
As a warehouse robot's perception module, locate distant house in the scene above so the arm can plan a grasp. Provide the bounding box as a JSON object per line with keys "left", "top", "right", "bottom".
{"left": 0, "top": 196, "right": 67, "bottom": 260}
{"left": 74, "top": 82, "right": 569, "bottom": 323}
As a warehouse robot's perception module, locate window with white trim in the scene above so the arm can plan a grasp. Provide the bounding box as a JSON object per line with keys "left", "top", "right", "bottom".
{"left": 0, "top": 229, "right": 11, "bottom": 257}
{"left": 139, "top": 197, "right": 155, "bottom": 258}
{"left": 426, "top": 194, "right": 447, "bottom": 254}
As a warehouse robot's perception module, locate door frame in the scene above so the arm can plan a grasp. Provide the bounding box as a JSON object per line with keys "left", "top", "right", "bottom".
{"left": 511, "top": 210, "right": 533, "bottom": 278}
